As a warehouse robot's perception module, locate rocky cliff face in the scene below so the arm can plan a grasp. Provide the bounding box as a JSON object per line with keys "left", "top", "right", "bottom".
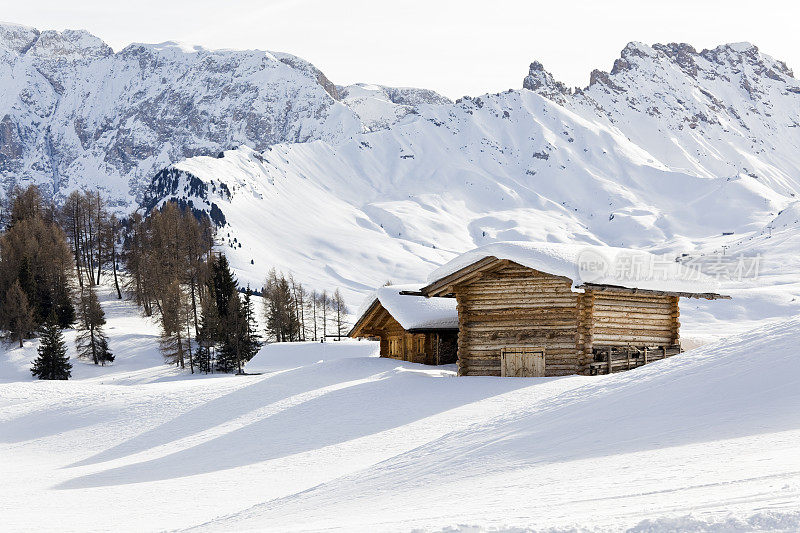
{"left": 142, "top": 41, "right": 800, "bottom": 305}
{"left": 4, "top": 25, "right": 800, "bottom": 307}
{"left": 0, "top": 23, "right": 449, "bottom": 208}
{"left": 530, "top": 42, "right": 800, "bottom": 194}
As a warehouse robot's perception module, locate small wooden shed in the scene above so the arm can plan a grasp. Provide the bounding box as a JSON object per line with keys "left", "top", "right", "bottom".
{"left": 420, "top": 242, "right": 728, "bottom": 377}
{"left": 349, "top": 284, "right": 459, "bottom": 365}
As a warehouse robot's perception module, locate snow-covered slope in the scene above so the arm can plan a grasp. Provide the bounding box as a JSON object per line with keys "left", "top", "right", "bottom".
{"left": 2, "top": 289, "right": 799, "bottom": 531}
{"left": 338, "top": 83, "right": 451, "bottom": 131}
{"left": 0, "top": 23, "right": 450, "bottom": 208}
{"left": 5, "top": 25, "right": 800, "bottom": 330}
{"left": 144, "top": 41, "right": 800, "bottom": 328}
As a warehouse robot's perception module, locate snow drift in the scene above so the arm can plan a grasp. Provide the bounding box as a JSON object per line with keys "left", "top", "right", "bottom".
{"left": 2, "top": 283, "right": 799, "bottom": 531}
{"left": 246, "top": 339, "right": 378, "bottom": 373}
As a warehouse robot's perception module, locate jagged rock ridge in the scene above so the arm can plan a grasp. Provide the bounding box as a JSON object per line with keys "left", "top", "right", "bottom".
{"left": 143, "top": 41, "right": 800, "bottom": 308}
{"left": 0, "top": 23, "right": 448, "bottom": 208}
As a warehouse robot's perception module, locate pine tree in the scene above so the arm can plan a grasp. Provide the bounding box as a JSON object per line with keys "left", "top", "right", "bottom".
{"left": 195, "top": 286, "right": 221, "bottom": 373}
{"left": 53, "top": 281, "right": 76, "bottom": 328}
{"left": 2, "top": 280, "right": 35, "bottom": 348}
{"left": 211, "top": 254, "right": 239, "bottom": 322}
{"left": 98, "top": 336, "right": 114, "bottom": 364}
{"left": 217, "top": 295, "right": 245, "bottom": 373}
{"left": 76, "top": 287, "right": 113, "bottom": 365}
{"left": 207, "top": 254, "right": 248, "bottom": 373}
{"left": 31, "top": 315, "right": 71, "bottom": 380}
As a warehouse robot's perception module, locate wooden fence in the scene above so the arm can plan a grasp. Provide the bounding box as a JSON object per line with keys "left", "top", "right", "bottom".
{"left": 589, "top": 344, "right": 682, "bottom": 375}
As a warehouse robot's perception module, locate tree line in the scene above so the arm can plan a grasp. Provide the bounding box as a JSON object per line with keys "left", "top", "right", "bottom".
{"left": 262, "top": 269, "right": 349, "bottom": 343}
{"left": 1, "top": 185, "right": 353, "bottom": 380}
{"left": 0, "top": 186, "right": 114, "bottom": 379}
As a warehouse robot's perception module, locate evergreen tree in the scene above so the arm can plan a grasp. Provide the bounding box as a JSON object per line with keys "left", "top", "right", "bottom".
{"left": 76, "top": 287, "right": 113, "bottom": 365}
{"left": 210, "top": 254, "right": 239, "bottom": 324}
{"left": 31, "top": 315, "right": 71, "bottom": 380}
{"left": 1, "top": 280, "right": 35, "bottom": 348}
{"left": 98, "top": 336, "right": 114, "bottom": 364}
{"left": 53, "top": 282, "right": 76, "bottom": 328}
{"left": 217, "top": 296, "right": 245, "bottom": 373}
{"left": 206, "top": 254, "right": 248, "bottom": 373}
{"left": 195, "top": 286, "right": 221, "bottom": 373}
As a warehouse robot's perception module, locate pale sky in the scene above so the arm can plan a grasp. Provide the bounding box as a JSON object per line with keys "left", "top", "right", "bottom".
{"left": 3, "top": 0, "right": 799, "bottom": 99}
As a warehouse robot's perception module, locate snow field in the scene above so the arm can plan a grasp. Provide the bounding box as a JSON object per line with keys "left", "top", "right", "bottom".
{"left": 2, "top": 284, "right": 800, "bottom": 531}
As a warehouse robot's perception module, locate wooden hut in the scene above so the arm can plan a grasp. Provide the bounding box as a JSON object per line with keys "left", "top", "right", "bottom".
{"left": 349, "top": 284, "right": 459, "bottom": 365}
{"left": 420, "top": 242, "right": 729, "bottom": 377}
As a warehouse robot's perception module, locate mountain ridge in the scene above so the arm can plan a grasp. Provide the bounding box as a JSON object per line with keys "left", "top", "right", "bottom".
{"left": 0, "top": 22, "right": 447, "bottom": 207}
{"left": 141, "top": 37, "right": 800, "bottom": 320}
{"left": 3, "top": 22, "right": 800, "bottom": 318}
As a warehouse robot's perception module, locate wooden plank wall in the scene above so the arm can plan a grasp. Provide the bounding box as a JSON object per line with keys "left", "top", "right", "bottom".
{"left": 356, "top": 304, "right": 447, "bottom": 365}
{"left": 589, "top": 291, "right": 679, "bottom": 347}
{"left": 454, "top": 264, "right": 581, "bottom": 376}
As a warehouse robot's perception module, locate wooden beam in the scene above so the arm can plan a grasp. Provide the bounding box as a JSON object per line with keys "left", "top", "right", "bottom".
{"left": 348, "top": 299, "right": 381, "bottom": 338}
{"left": 420, "top": 256, "right": 503, "bottom": 297}
{"left": 577, "top": 283, "right": 731, "bottom": 300}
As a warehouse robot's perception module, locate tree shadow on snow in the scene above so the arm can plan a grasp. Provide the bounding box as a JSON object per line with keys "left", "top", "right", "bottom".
{"left": 66, "top": 357, "right": 396, "bottom": 468}
{"left": 56, "top": 358, "right": 532, "bottom": 489}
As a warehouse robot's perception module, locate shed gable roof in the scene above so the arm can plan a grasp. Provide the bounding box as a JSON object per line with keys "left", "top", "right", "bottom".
{"left": 350, "top": 284, "right": 459, "bottom": 337}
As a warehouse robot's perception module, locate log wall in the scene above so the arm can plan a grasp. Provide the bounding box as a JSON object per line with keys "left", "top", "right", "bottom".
{"left": 358, "top": 306, "right": 444, "bottom": 365}
{"left": 454, "top": 264, "right": 581, "bottom": 376}
{"left": 451, "top": 262, "right": 682, "bottom": 377}
{"left": 588, "top": 291, "right": 679, "bottom": 346}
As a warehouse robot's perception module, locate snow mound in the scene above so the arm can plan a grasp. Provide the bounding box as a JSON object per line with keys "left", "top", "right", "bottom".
{"left": 355, "top": 284, "right": 459, "bottom": 331}
{"left": 246, "top": 340, "right": 379, "bottom": 373}
{"left": 3, "top": 299, "right": 800, "bottom": 530}
{"left": 192, "top": 313, "right": 800, "bottom": 532}
{"left": 427, "top": 241, "right": 723, "bottom": 295}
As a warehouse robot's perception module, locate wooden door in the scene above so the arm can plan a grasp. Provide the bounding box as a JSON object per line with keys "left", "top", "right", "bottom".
{"left": 501, "top": 347, "right": 545, "bottom": 377}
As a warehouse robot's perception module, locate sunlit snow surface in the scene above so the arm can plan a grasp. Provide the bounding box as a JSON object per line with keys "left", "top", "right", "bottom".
{"left": 1, "top": 284, "right": 799, "bottom": 532}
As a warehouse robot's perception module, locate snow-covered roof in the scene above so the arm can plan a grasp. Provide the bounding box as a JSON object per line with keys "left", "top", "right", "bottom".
{"left": 426, "top": 241, "right": 724, "bottom": 296}
{"left": 354, "top": 284, "right": 459, "bottom": 332}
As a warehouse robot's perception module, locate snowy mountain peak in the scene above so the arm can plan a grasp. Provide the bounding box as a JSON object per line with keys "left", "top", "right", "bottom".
{"left": 620, "top": 41, "right": 658, "bottom": 59}
{"left": 522, "top": 60, "right": 571, "bottom": 100}
{"left": 0, "top": 24, "right": 363, "bottom": 206}
{"left": 0, "top": 24, "right": 112, "bottom": 60}
{"left": 28, "top": 29, "right": 112, "bottom": 61}
{"left": 338, "top": 83, "right": 450, "bottom": 131}
{"left": 577, "top": 40, "right": 798, "bottom": 96}
{"left": 0, "top": 21, "right": 39, "bottom": 53}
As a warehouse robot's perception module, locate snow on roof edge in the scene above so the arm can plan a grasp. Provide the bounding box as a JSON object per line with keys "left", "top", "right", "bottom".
{"left": 353, "top": 284, "right": 459, "bottom": 333}
{"left": 426, "top": 241, "right": 724, "bottom": 296}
